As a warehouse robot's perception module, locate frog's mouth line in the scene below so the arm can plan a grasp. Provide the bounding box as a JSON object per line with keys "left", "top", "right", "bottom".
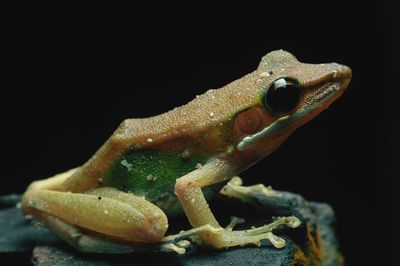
{"left": 304, "top": 82, "right": 341, "bottom": 106}
{"left": 237, "top": 81, "right": 345, "bottom": 151}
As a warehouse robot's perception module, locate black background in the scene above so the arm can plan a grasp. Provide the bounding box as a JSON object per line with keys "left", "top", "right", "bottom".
{"left": 2, "top": 2, "right": 399, "bottom": 265}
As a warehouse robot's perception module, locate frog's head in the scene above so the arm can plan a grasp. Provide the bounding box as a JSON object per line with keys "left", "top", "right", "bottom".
{"left": 231, "top": 50, "right": 351, "bottom": 161}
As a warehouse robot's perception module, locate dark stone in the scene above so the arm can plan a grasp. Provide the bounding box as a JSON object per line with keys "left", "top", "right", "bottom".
{"left": 0, "top": 204, "right": 59, "bottom": 253}
{"left": 0, "top": 194, "right": 21, "bottom": 208}
{"left": 0, "top": 192, "right": 343, "bottom": 265}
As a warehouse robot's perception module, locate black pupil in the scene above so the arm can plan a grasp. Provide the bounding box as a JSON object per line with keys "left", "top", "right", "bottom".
{"left": 265, "top": 79, "right": 301, "bottom": 114}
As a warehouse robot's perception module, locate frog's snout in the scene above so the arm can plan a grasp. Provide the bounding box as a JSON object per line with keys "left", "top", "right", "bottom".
{"left": 331, "top": 64, "right": 352, "bottom": 82}
{"left": 329, "top": 63, "right": 352, "bottom": 98}
{"left": 329, "top": 63, "right": 352, "bottom": 90}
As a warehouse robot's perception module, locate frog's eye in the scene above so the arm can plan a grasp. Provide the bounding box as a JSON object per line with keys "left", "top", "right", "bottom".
{"left": 263, "top": 78, "right": 302, "bottom": 115}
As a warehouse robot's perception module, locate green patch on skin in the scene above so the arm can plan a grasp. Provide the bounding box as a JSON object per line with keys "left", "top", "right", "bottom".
{"left": 104, "top": 149, "right": 215, "bottom": 216}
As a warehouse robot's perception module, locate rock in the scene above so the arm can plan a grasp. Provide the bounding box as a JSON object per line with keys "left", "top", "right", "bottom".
{"left": 246, "top": 191, "right": 344, "bottom": 266}
{"left": 32, "top": 240, "right": 297, "bottom": 266}
{"left": 0, "top": 201, "right": 59, "bottom": 253}
{"left": 0, "top": 194, "right": 21, "bottom": 208}
{"left": 0, "top": 192, "right": 343, "bottom": 265}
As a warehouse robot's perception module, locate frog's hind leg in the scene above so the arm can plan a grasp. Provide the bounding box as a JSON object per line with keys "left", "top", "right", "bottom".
{"left": 220, "top": 176, "right": 278, "bottom": 204}
{"left": 31, "top": 211, "right": 140, "bottom": 253}
{"left": 22, "top": 187, "right": 168, "bottom": 252}
{"left": 31, "top": 208, "right": 186, "bottom": 254}
{"left": 26, "top": 168, "right": 79, "bottom": 191}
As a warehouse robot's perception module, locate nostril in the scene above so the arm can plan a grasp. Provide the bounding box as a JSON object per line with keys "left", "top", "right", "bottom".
{"left": 332, "top": 70, "right": 339, "bottom": 79}
{"left": 331, "top": 64, "right": 352, "bottom": 81}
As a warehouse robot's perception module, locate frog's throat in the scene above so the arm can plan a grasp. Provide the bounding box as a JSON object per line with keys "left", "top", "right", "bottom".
{"left": 237, "top": 82, "right": 341, "bottom": 151}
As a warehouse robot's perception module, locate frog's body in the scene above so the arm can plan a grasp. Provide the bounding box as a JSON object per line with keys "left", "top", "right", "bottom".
{"left": 60, "top": 70, "right": 267, "bottom": 210}
{"left": 22, "top": 50, "right": 351, "bottom": 254}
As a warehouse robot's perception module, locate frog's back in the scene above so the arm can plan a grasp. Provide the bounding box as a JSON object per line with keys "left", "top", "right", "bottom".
{"left": 114, "top": 49, "right": 301, "bottom": 143}
{"left": 114, "top": 72, "right": 260, "bottom": 145}
{"left": 60, "top": 68, "right": 262, "bottom": 215}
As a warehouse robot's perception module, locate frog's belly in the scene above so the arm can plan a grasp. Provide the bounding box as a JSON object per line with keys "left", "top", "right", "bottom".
{"left": 102, "top": 149, "right": 217, "bottom": 216}
{"left": 105, "top": 172, "right": 220, "bottom": 217}
{"left": 130, "top": 182, "right": 219, "bottom": 217}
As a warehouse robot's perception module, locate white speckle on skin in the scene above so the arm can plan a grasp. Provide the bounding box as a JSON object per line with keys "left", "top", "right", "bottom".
{"left": 181, "top": 149, "right": 191, "bottom": 159}
{"left": 196, "top": 163, "right": 202, "bottom": 169}
{"left": 147, "top": 138, "right": 153, "bottom": 143}
{"left": 146, "top": 174, "right": 157, "bottom": 181}
{"left": 121, "top": 159, "right": 133, "bottom": 172}
{"left": 191, "top": 198, "right": 196, "bottom": 203}
{"left": 226, "top": 145, "right": 234, "bottom": 155}
{"left": 154, "top": 222, "right": 162, "bottom": 232}
{"left": 104, "top": 210, "right": 109, "bottom": 215}
{"left": 209, "top": 112, "right": 214, "bottom": 117}
{"left": 259, "top": 71, "right": 271, "bottom": 78}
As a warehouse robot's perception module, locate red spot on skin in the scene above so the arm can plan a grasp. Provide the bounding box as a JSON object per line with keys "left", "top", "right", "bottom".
{"left": 235, "top": 107, "right": 263, "bottom": 134}
{"left": 145, "top": 217, "right": 165, "bottom": 241}
{"left": 126, "top": 219, "right": 165, "bottom": 243}
{"left": 174, "top": 180, "right": 188, "bottom": 198}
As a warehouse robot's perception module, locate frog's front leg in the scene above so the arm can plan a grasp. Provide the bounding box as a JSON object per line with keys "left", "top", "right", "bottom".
{"left": 22, "top": 186, "right": 168, "bottom": 252}
{"left": 220, "top": 176, "right": 277, "bottom": 204}
{"left": 174, "top": 159, "right": 300, "bottom": 249}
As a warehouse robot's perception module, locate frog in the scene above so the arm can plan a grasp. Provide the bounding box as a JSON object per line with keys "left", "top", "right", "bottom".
{"left": 22, "top": 50, "right": 351, "bottom": 254}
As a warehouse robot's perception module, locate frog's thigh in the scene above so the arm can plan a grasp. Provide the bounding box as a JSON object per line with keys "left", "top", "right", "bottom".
{"left": 26, "top": 168, "right": 78, "bottom": 191}
{"left": 22, "top": 187, "right": 168, "bottom": 243}
{"left": 32, "top": 212, "right": 138, "bottom": 253}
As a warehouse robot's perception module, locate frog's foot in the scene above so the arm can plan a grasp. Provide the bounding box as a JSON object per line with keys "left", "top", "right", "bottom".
{"left": 159, "top": 224, "right": 223, "bottom": 253}
{"left": 159, "top": 225, "right": 221, "bottom": 254}
{"left": 161, "top": 216, "right": 300, "bottom": 250}
{"left": 159, "top": 240, "right": 191, "bottom": 254}
{"left": 225, "top": 216, "right": 245, "bottom": 231}
{"left": 201, "top": 215, "right": 301, "bottom": 249}
{"left": 220, "top": 176, "right": 277, "bottom": 203}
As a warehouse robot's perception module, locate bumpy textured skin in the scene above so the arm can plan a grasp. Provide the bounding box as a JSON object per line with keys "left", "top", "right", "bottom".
{"left": 61, "top": 50, "right": 349, "bottom": 194}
